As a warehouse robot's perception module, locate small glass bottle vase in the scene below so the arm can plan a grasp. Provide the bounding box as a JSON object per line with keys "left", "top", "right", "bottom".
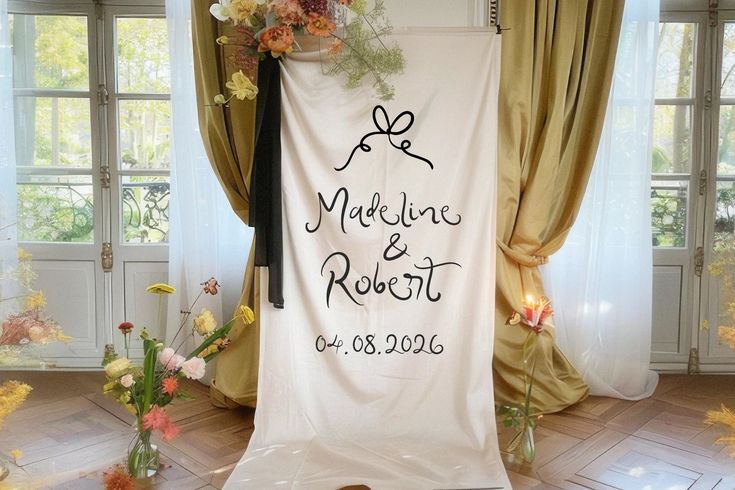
{"left": 128, "top": 421, "right": 160, "bottom": 478}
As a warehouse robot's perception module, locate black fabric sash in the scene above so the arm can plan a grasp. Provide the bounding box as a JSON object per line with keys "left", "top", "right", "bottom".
{"left": 250, "top": 56, "right": 284, "bottom": 309}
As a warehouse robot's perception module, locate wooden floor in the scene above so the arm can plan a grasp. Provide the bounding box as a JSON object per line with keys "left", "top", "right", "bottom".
{"left": 0, "top": 372, "right": 734, "bottom": 489}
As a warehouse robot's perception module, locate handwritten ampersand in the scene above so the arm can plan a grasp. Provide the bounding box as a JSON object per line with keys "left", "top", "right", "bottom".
{"left": 335, "top": 105, "right": 434, "bottom": 172}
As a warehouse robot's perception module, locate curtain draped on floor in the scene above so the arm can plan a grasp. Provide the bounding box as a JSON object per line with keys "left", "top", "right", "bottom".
{"left": 494, "top": 0, "right": 625, "bottom": 413}
{"left": 541, "top": 0, "right": 660, "bottom": 400}
{"left": 191, "top": 0, "right": 263, "bottom": 407}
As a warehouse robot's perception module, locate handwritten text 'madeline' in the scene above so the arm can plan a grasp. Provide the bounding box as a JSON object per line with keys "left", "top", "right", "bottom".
{"left": 304, "top": 187, "right": 461, "bottom": 234}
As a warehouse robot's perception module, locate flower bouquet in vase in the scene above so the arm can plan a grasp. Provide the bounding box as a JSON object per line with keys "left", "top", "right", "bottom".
{"left": 497, "top": 295, "right": 553, "bottom": 463}
{"left": 102, "top": 278, "right": 255, "bottom": 479}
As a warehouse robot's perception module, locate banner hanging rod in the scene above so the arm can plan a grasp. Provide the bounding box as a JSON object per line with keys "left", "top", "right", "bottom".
{"left": 488, "top": 0, "right": 502, "bottom": 34}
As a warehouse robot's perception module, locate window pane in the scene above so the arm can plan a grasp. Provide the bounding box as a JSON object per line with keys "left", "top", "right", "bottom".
{"left": 651, "top": 181, "right": 688, "bottom": 248}
{"left": 122, "top": 176, "right": 169, "bottom": 243}
{"left": 715, "top": 181, "right": 735, "bottom": 246}
{"left": 656, "top": 23, "right": 695, "bottom": 98}
{"left": 116, "top": 18, "right": 170, "bottom": 94}
{"left": 719, "top": 105, "right": 735, "bottom": 176}
{"left": 17, "top": 175, "right": 94, "bottom": 243}
{"left": 10, "top": 15, "right": 89, "bottom": 90}
{"left": 653, "top": 105, "right": 691, "bottom": 173}
{"left": 118, "top": 100, "right": 171, "bottom": 169}
{"left": 14, "top": 97, "right": 92, "bottom": 168}
{"left": 723, "top": 24, "right": 735, "bottom": 97}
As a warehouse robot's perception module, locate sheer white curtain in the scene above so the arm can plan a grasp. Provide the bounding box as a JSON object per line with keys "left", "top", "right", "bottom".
{"left": 165, "top": 0, "right": 252, "bottom": 380}
{"left": 0, "top": 0, "right": 18, "bottom": 319}
{"left": 541, "top": 0, "right": 660, "bottom": 400}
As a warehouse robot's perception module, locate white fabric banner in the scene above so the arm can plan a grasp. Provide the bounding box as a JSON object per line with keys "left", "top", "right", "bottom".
{"left": 225, "top": 30, "right": 509, "bottom": 489}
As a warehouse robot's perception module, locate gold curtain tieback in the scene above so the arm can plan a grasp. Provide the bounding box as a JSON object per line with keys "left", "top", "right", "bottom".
{"left": 496, "top": 241, "right": 548, "bottom": 267}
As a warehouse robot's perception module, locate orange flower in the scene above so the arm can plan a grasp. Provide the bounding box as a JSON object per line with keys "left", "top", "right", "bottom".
{"left": 102, "top": 464, "right": 134, "bottom": 490}
{"left": 162, "top": 377, "right": 178, "bottom": 396}
{"left": 328, "top": 38, "right": 343, "bottom": 56}
{"left": 201, "top": 277, "right": 220, "bottom": 295}
{"left": 306, "top": 12, "right": 336, "bottom": 38}
{"left": 258, "top": 26, "right": 295, "bottom": 58}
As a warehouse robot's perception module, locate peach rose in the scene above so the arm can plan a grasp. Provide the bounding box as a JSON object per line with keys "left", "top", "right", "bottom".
{"left": 306, "top": 12, "right": 336, "bottom": 38}
{"left": 258, "top": 26, "right": 295, "bottom": 58}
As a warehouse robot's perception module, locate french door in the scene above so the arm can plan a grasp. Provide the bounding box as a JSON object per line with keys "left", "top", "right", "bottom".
{"left": 654, "top": 1, "right": 735, "bottom": 372}
{"left": 9, "top": 1, "right": 170, "bottom": 367}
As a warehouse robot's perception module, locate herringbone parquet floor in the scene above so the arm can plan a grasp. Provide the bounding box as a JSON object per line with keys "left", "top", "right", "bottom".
{"left": 1, "top": 372, "right": 734, "bottom": 489}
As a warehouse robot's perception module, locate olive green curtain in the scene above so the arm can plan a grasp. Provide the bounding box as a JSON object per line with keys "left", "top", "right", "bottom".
{"left": 192, "top": 0, "right": 260, "bottom": 408}
{"left": 493, "top": 0, "right": 625, "bottom": 414}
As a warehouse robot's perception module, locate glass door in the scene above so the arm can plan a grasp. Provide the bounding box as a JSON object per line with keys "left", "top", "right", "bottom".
{"left": 8, "top": 1, "right": 170, "bottom": 366}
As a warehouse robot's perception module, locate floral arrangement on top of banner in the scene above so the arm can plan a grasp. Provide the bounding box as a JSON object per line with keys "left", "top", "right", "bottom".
{"left": 101, "top": 277, "right": 255, "bottom": 480}
{"left": 496, "top": 295, "right": 553, "bottom": 464}
{"left": 210, "top": 0, "right": 405, "bottom": 102}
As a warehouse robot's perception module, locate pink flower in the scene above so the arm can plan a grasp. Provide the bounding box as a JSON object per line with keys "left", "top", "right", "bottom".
{"left": 161, "top": 423, "right": 180, "bottom": 441}
{"left": 141, "top": 405, "right": 180, "bottom": 442}
{"left": 120, "top": 374, "right": 135, "bottom": 388}
{"left": 142, "top": 405, "right": 170, "bottom": 432}
{"left": 158, "top": 347, "right": 185, "bottom": 371}
{"left": 180, "top": 357, "right": 206, "bottom": 380}
{"left": 508, "top": 296, "right": 553, "bottom": 334}
{"left": 305, "top": 12, "right": 336, "bottom": 38}
{"left": 269, "top": 0, "right": 305, "bottom": 26}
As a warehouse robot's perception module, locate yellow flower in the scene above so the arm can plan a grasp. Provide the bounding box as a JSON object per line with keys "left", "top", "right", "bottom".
{"left": 719, "top": 326, "right": 735, "bottom": 350}
{"left": 125, "top": 404, "right": 137, "bottom": 415}
{"left": 216, "top": 35, "right": 229, "bottom": 45}
{"left": 102, "top": 381, "right": 117, "bottom": 394}
{"left": 104, "top": 357, "right": 132, "bottom": 379}
{"left": 226, "top": 71, "right": 258, "bottom": 101}
{"left": 197, "top": 344, "right": 219, "bottom": 358}
{"left": 17, "top": 248, "right": 32, "bottom": 261}
{"left": 25, "top": 290, "right": 46, "bottom": 310}
{"left": 705, "top": 404, "right": 735, "bottom": 456}
{"left": 118, "top": 392, "right": 131, "bottom": 405}
{"left": 237, "top": 305, "right": 255, "bottom": 324}
{"left": 146, "top": 283, "right": 175, "bottom": 294}
{"left": 9, "top": 449, "right": 21, "bottom": 461}
{"left": 193, "top": 309, "right": 217, "bottom": 336}
{"left": 214, "top": 94, "right": 227, "bottom": 105}
{"left": 0, "top": 381, "right": 32, "bottom": 429}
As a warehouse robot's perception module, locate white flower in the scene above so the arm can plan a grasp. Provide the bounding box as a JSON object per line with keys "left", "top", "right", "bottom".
{"left": 193, "top": 309, "right": 217, "bottom": 336}
{"left": 210, "top": 0, "right": 233, "bottom": 21}
{"left": 210, "top": 0, "right": 265, "bottom": 25}
{"left": 662, "top": 215, "right": 674, "bottom": 225}
{"left": 120, "top": 374, "right": 135, "bottom": 388}
{"left": 180, "top": 357, "right": 206, "bottom": 380}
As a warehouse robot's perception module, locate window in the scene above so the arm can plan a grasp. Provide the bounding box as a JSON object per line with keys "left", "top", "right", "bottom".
{"left": 652, "top": 22, "right": 696, "bottom": 248}
{"left": 10, "top": 5, "right": 171, "bottom": 245}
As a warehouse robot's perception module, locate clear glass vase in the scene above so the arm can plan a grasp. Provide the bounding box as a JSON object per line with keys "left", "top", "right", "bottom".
{"left": 127, "top": 421, "right": 159, "bottom": 478}
{"left": 0, "top": 457, "right": 9, "bottom": 481}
